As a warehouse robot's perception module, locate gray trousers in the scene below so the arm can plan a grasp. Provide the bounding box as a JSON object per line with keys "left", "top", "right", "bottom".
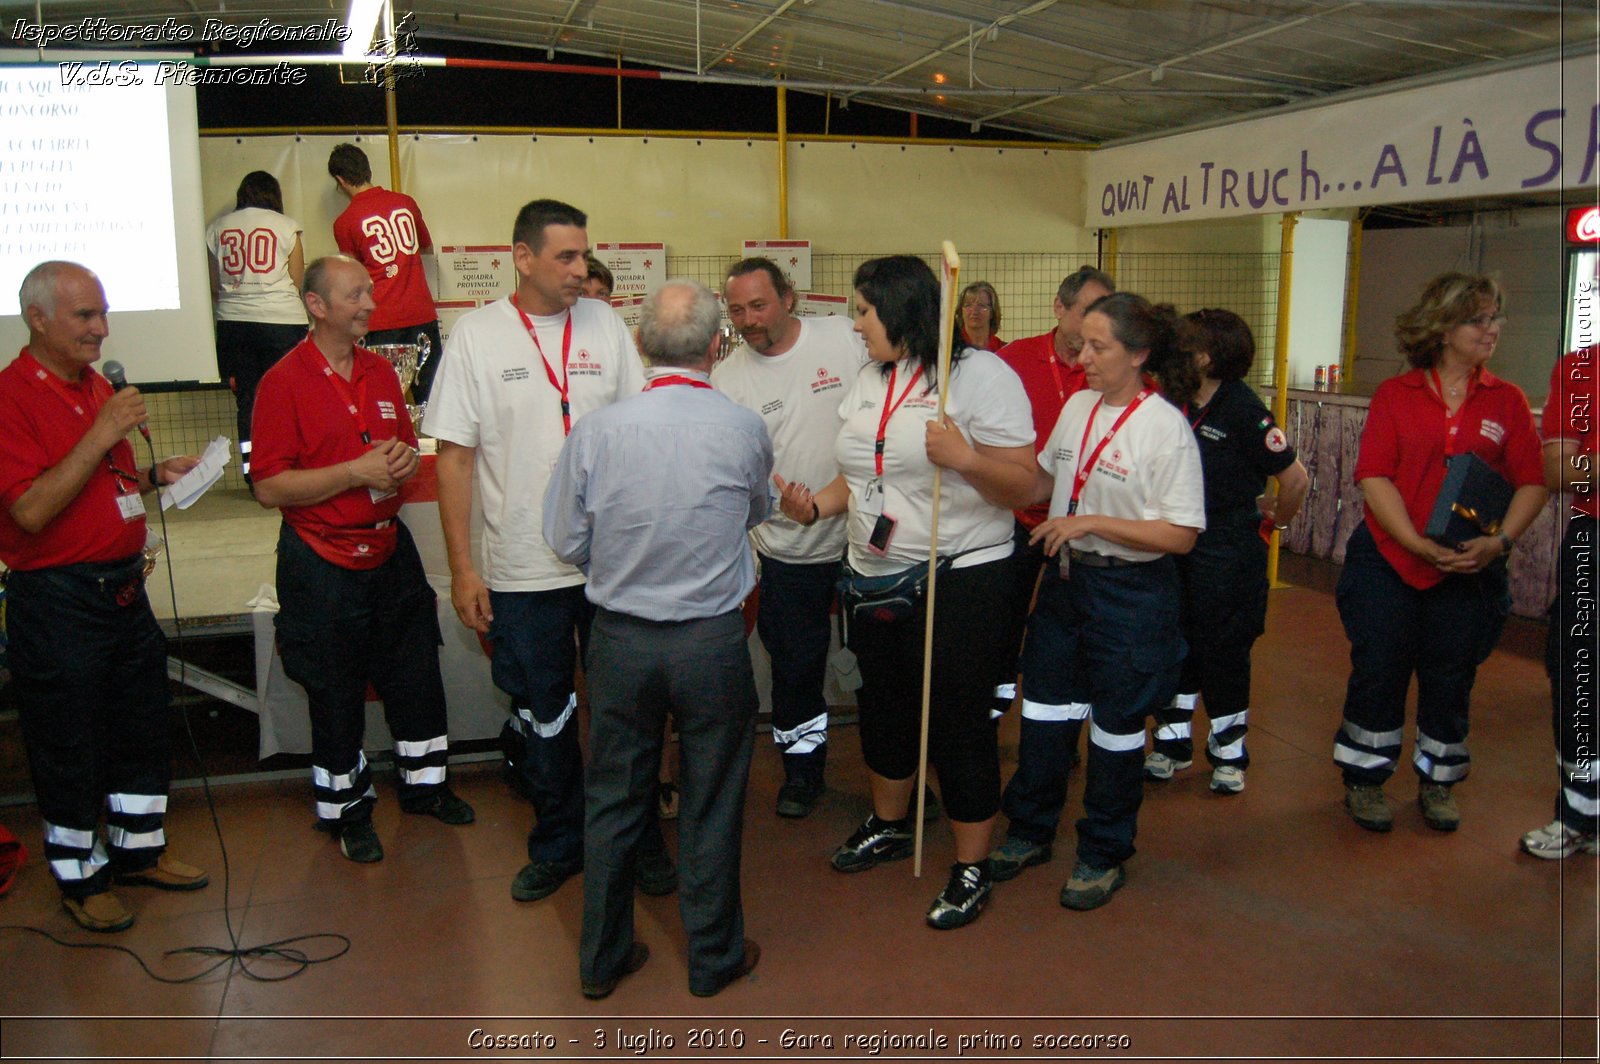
{"left": 580, "top": 606, "right": 756, "bottom": 993}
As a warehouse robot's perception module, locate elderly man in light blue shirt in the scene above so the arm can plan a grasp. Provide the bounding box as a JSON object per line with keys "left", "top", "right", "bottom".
{"left": 544, "top": 278, "right": 771, "bottom": 1001}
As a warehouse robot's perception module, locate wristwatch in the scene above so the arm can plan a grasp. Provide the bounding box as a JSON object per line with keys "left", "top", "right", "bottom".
{"left": 1495, "top": 530, "right": 1514, "bottom": 554}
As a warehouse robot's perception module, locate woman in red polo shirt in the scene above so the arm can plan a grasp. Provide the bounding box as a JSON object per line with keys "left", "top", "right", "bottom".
{"left": 1333, "top": 272, "right": 1547, "bottom": 835}
{"left": 955, "top": 281, "right": 1005, "bottom": 353}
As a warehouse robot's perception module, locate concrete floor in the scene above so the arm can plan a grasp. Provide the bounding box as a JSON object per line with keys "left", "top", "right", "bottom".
{"left": 0, "top": 559, "right": 1595, "bottom": 1062}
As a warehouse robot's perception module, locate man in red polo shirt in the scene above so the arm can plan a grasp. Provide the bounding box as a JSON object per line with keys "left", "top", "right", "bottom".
{"left": 986, "top": 265, "right": 1114, "bottom": 880}
{"left": 0, "top": 261, "right": 208, "bottom": 932}
{"left": 251, "top": 254, "right": 473, "bottom": 864}
{"left": 329, "top": 143, "right": 444, "bottom": 402}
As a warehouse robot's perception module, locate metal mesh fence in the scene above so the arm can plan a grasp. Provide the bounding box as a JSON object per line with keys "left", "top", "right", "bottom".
{"left": 147, "top": 248, "right": 1283, "bottom": 479}
{"left": 1111, "top": 252, "right": 1283, "bottom": 391}
{"left": 145, "top": 386, "right": 248, "bottom": 491}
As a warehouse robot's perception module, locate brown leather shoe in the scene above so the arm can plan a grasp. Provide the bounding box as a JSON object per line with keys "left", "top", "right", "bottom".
{"left": 581, "top": 942, "right": 650, "bottom": 1000}
{"left": 689, "top": 939, "right": 760, "bottom": 998}
{"left": 115, "top": 853, "right": 210, "bottom": 891}
{"left": 62, "top": 891, "right": 135, "bottom": 933}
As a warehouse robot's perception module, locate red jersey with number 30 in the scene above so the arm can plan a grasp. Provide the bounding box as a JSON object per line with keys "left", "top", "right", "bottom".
{"left": 332, "top": 187, "right": 436, "bottom": 332}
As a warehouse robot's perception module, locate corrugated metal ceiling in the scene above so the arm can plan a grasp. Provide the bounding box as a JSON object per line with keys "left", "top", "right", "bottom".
{"left": 7, "top": 0, "right": 1595, "bottom": 143}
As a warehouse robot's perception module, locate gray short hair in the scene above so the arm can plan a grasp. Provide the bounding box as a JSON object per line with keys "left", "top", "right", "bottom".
{"left": 637, "top": 279, "right": 720, "bottom": 367}
{"left": 18, "top": 260, "right": 91, "bottom": 317}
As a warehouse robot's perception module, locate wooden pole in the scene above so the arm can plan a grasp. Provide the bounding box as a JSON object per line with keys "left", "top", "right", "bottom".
{"left": 1268, "top": 212, "right": 1298, "bottom": 588}
{"left": 913, "top": 240, "right": 961, "bottom": 878}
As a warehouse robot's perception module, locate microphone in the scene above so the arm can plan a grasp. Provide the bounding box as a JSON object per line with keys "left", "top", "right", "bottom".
{"left": 102, "top": 360, "right": 151, "bottom": 442}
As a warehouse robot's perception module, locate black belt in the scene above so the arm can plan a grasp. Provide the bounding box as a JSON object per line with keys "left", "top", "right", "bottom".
{"left": 1067, "top": 548, "right": 1139, "bottom": 568}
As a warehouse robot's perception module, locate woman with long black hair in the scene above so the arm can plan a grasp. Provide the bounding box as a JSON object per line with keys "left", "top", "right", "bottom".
{"left": 776, "top": 255, "right": 1035, "bottom": 929}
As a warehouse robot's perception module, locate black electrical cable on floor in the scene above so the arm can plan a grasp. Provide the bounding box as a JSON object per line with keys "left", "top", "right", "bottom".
{"left": 2, "top": 434, "right": 350, "bottom": 983}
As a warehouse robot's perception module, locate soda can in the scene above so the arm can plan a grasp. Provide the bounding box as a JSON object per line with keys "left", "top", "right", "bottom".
{"left": 1328, "top": 363, "right": 1342, "bottom": 391}
{"left": 1313, "top": 365, "right": 1326, "bottom": 391}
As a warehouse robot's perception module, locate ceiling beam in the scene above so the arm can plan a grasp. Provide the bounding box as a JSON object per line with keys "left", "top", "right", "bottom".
{"left": 839, "top": 0, "right": 1063, "bottom": 103}
{"left": 699, "top": 0, "right": 804, "bottom": 74}
{"left": 974, "top": 2, "right": 1360, "bottom": 128}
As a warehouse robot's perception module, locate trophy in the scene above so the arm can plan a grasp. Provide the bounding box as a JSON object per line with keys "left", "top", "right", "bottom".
{"left": 371, "top": 333, "right": 431, "bottom": 435}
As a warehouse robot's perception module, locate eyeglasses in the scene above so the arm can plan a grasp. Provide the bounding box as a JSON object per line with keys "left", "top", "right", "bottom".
{"left": 1464, "top": 313, "right": 1507, "bottom": 330}
{"left": 962, "top": 300, "right": 992, "bottom": 311}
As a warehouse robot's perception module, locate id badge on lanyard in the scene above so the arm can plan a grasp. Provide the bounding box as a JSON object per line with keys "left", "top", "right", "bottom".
{"left": 117, "top": 490, "right": 146, "bottom": 522}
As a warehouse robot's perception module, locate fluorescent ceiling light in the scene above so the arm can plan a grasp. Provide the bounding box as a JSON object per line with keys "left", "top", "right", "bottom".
{"left": 343, "top": 0, "right": 385, "bottom": 59}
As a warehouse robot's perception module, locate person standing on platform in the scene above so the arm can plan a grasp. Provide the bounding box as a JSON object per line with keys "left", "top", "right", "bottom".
{"left": 544, "top": 279, "right": 770, "bottom": 1000}
{"left": 1523, "top": 346, "right": 1599, "bottom": 858}
{"left": 1, "top": 261, "right": 208, "bottom": 932}
{"left": 1143, "top": 309, "right": 1309, "bottom": 795}
{"left": 252, "top": 255, "right": 474, "bottom": 865}
{"left": 986, "top": 265, "right": 1114, "bottom": 880}
{"left": 423, "top": 200, "right": 662, "bottom": 905}
{"left": 714, "top": 257, "right": 865, "bottom": 818}
{"left": 204, "top": 170, "right": 306, "bottom": 486}
{"left": 1333, "top": 273, "right": 1545, "bottom": 834}
{"left": 328, "top": 143, "right": 444, "bottom": 402}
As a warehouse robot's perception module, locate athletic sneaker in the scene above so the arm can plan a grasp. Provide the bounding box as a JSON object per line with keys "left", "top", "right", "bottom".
{"left": 986, "top": 836, "right": 1053, "bottom": 882}
{"left": 829, "top": 814, "right": 913, "bottom": 873}
{"left": 926, "top": 862, "right": 992, "bottom": 929}
{"left": 1210, "top": 765, "right": 1246, "bottom": 795}
{"left": 1144, "top": 752, "right": 1192, "bottom": 780}
{"left": 1519, "top": 819, "right": 1600, "bottom": 860}
{"left": 1060, "top": 860, "right": 1126, "bottom": 911}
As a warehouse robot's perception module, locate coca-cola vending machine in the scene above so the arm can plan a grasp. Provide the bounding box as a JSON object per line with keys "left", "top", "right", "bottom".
{"left": 1565, "top": 204, "right": 1600, "bottom": 353}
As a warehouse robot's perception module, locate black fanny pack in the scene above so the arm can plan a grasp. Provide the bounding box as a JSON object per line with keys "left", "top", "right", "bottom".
{"left": 837, "top": 542, "right": 1004, "bottom": 625}
{"left": 838, "top": 557, "right": 951, "bottom": 625}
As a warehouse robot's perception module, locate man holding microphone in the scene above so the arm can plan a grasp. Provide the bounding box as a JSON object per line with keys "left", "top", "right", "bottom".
{"left": 1, "top": 261, "right": 207, "bottom": 932}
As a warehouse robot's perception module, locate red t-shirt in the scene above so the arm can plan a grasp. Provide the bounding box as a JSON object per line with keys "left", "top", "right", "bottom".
{"left": 1354, "top": 366, "right": 1544, "bottom": 589}
{"left": 0, "top": 349, "right": 147, "bottom": 570}
{"left": 1542, "top": 348, "right": 1599, "bottom": 520}
{"left": 959, "top": 327, "right": 1004, "bottom": 353}
{"left": 999, "top": 328, "right": 1087, "bottom": 529}
{"left": 332, "top": 186, "right": 437, "bottom": 331}
{"left": 250, "top": 336, "right": 418, "bottom": 569}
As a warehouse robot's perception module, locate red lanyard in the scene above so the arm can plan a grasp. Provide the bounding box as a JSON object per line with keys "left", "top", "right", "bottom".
{"left": 33, "top": 359, "right": 106, "bottom": 423}
{"left": 320, "top": 356, "right": 371, "bottom": 444}
{"left": 1429, "top": 368, "right": 1477, "bottom": 454}
{"left": 645, "top": 375, "right": 712, "bottom": 391}
{"left": 513, "top": 295, "right": 574, "bottom": 436}
{"left": 1185, "top": 398, "right": 1211, "bottom": 432}
{"left": 31, "top": 360, "right": 135, "bottom": 489}
{"left": 1069, "top": 390, "right": 1150, "bottom": 515}
{"left": 875, "top": 364, "right": 925, "bottom": 478}
{"left": 1046, "top": 355, "right": 1068, "bottom": 405}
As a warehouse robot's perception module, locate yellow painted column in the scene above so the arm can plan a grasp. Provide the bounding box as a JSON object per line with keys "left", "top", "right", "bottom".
{"left": 1103, "top": 227, "right": 1118, "bottom": 278}
{"left": 1341, "top": 214, "right": 1364, "bottom": 383}
{"left": 777, "top": 83, "right": 789, "bottom": 238}
{"left": 1268, "top": 212, "right": 1298, "bottom": 587}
